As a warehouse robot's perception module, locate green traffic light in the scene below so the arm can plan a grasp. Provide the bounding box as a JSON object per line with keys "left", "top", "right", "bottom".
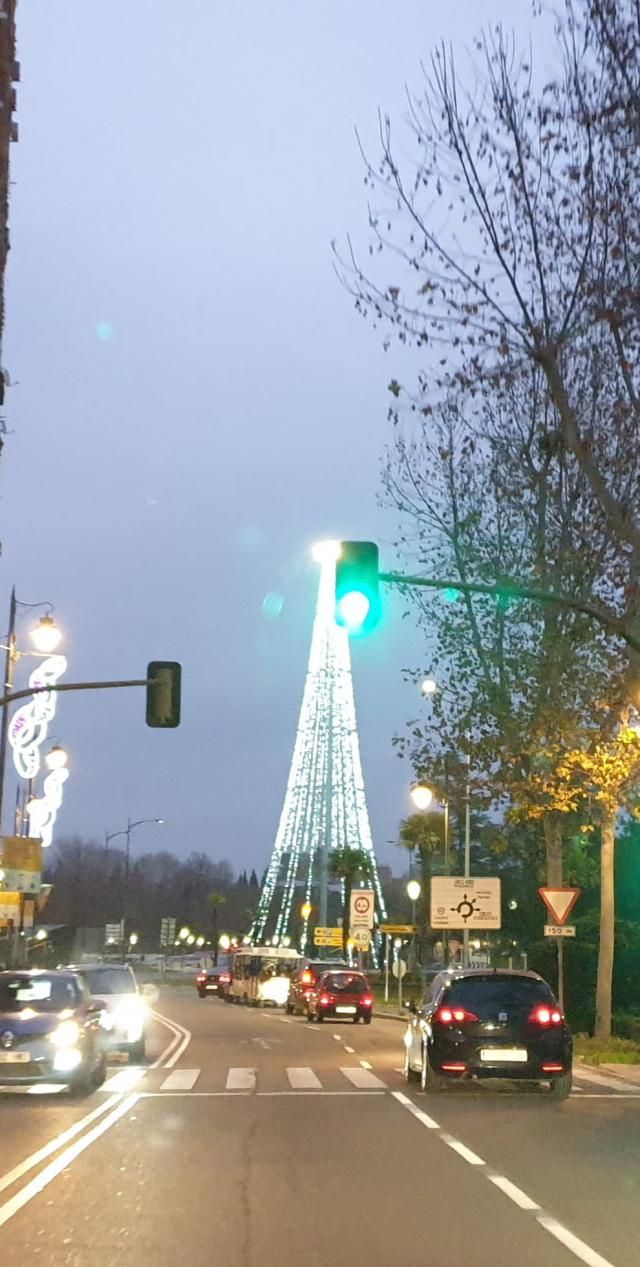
{"left": 335, "top": 542, "right": 381, "bottom": 636}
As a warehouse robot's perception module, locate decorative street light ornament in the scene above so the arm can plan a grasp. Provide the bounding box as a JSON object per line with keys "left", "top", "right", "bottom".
{"left": 9, "top": 654, "right": 68, "bottom": 779}
{"left": 26, "top": 765, "right": 70, "bottom": 849}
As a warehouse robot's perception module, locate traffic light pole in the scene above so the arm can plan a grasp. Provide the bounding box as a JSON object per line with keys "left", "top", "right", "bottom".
{"left": 0, "top": 678, "right": 150, "bottom": 710}
{"left": 378, "top": 572, "right": 640, "bottom": 655}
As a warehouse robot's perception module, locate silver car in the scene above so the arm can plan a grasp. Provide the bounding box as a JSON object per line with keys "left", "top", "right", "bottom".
{"left": 67, "top": 963, "right": 153, "bottom": 1062}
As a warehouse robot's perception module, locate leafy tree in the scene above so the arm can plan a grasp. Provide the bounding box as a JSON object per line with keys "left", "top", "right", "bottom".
{"left": 207, "top": 892, "right": 226, "bottom": 964}
{"left": 329, "top": 848, "right": 372, "bottom": 955}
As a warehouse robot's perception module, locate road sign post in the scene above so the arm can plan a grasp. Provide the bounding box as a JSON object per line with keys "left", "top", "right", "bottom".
{"left": 430, "top": 877, "right": 501, "bottom": 930}
{"left": 392, "top": 955, "right": 407, "bottom": 1009}
{"left": 538, "top": 888, "right": 581, "bottom": 1010}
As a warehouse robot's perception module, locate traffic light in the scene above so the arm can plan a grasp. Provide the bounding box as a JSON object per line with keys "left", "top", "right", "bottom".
{"left": 335, "top": 541, "right": 381, "bottom": 635}
{"left": 146, "top": 661, "right": 182, "bottom": 728}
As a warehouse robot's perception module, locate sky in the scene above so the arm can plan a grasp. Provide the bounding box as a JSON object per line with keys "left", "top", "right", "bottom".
{"left": 1, "top": 0, "right": 531, "bottom": 875}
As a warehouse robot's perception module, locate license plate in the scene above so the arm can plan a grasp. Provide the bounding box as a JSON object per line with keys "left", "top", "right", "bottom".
{"left": 480, "top": 1047, "right": 527, "bottom": 1063}
{"left": 336, "top": 1006, "right": 356, "bottom": 1014}
{"left": 0, "top": 1051, "right": 30, "bottom": 1064}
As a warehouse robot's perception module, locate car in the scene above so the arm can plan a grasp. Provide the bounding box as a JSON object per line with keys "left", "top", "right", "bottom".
{"left": 306, "top": 970, "right": 373, "bottom": 1024}
{"left": 196, "top": 966, "right": 231, "bottom": 999}
{"left": 286, "top": 960, "right": 348, "bottom": 1016}
{"left": 403, "top": 968, "right": 572, "bottom": 1099}
{"left": 66, "top": 962, "right": 150, "bottom": 1062}
{"left": 0, "top": 969, "right": 106, "bottom": 1095}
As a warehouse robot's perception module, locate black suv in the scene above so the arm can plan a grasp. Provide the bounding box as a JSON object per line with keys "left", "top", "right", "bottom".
{"left": 286, "top": 960, "right": 348, "bottom": 1016}
{"left": 404, "top": 969, "right": 572, "bottom": 1099}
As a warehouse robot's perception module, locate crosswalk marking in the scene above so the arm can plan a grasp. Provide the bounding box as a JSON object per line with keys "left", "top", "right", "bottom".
{"left": 160, "top": 1069, "right": 200, "bottom": 1091}
{"left": 226, "top": 1067, "right": 256, "bottom": 1091}
{"left": 286, "top": 1067, "right": 323, "bottom": 1089}
{"left": 103, "top": 1068, "right": 146, "bottom": 1092}
{"left": 340, "top": 1066, "right": 387, "bottom": 1090}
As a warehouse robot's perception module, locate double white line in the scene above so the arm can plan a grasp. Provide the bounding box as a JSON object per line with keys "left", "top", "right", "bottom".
{"left": 0, "top": 1008, "right": 191, "bottom": 1229}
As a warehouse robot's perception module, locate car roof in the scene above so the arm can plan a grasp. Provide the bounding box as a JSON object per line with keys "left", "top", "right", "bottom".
{"left": 443, "top": 969, "right": 547, "bottom": 983}
{"left": 0, "top": 968, "right": 78, "bottom": 981}
{"left": 66, "top": 962, "right": 132, "bottom": 971}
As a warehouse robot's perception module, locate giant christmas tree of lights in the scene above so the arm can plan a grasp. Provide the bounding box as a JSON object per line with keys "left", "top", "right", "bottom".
{"left": 252, "top": 542, "right": 387, "bottom": 950}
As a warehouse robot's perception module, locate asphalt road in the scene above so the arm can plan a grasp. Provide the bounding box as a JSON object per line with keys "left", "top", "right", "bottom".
{"left": 0, "top": 989, "right": 638, "bottom": 1266}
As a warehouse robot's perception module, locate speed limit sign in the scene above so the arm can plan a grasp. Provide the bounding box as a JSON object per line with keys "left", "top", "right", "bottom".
{"left": 350, "top": 889, "right": 375, "bottom": 929}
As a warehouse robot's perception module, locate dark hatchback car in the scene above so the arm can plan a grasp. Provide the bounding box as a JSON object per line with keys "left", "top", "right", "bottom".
{"left": 286, "top": 960, "right": 348, "bottom": 1016}
{"left": 0, "top": 969, "right": 106, "bottom": 1094}
{"left": 306, "top": 970, "right": 373, "bottom": 1024}
{"left": 404, "top": 969, "right": 572, "bottom": 1099}
{"left": 196, "top": 967, "right": 231, "bottom": 999}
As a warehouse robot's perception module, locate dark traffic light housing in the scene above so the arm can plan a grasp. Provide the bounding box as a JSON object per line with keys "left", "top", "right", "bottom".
{"left": 146, "top": 661, "right": 182, "bottom": 727}
{"left": 335, "top": 541, "right": 381, "bottom": 635}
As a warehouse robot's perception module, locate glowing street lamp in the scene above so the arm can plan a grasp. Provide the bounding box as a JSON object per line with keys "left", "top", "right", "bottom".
{"left": 410, "top": 784, "right": 433, "bottom": 811}
{"left": 300, "top": 901, "right": 313, "bottom": 922}
{"left": 178, "top": 926, "right": 190, "bottom": 941}
{"left": 218, "top": 934, "right": 231, "bottom": 951}
{"left": 406, "top": 880, "right": 421, "bottom": 903}
{"left": 30, "top": 614, "right": 62, "bottom": 655}
{"left": 421, "top": 677, "right": 438, "bottom": 696}
{"left": 129, "top": 932, "right": 139, "bottom": 947}
{"left": 45, "top": 744, "right": 68, "bottom": 771}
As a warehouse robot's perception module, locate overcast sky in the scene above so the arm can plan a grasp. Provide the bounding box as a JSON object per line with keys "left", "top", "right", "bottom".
{"left": 2, "top": 0, "right": 530, "bottom": 875}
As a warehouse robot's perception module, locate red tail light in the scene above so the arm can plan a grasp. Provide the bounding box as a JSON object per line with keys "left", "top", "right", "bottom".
{"left": 530, "top": 1005, "right": 563, "bottom": 1026}
{"left": 436, "top": 1006, "right": 479, "bottom": 1025}
{"left": 219, "top": 974, "right": 231, "bottom": 984}
{"left": 541, "top": 1062, "right": 565, "bottom": 1073}
{"left": 441, "top": 1062, "right": 467, "bottom": 1072}
{"left": 319, "top": 993, "right": 333, "bottom": 1007}
{"left": 361, "top": 995, "right": 373, "bottom": 1007}
{"left": 196, "top": 973, "right": 206, "bottom": 983}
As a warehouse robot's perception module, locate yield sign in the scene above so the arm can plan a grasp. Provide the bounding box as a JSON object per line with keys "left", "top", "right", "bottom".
{"left": 538, "top": 888, "right": 581, "bottom": 925}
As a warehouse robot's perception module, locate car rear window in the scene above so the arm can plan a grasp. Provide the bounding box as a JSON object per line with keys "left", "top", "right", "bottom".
{"left": 0, "top": 975, "right": 81, "bottom": 1012}
{"left": 323, "top": 973, "right": 367, "bottom": 994}
{"left": 81, "top": 968, "right": 136, "bottom": 995}
{"left": 446, "top": 976, "right": 554, "bottom": 1016}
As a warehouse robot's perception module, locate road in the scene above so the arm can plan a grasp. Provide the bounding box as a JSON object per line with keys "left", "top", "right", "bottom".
{"left": 0, "top": 989, "right": 637, "bottom": 1266}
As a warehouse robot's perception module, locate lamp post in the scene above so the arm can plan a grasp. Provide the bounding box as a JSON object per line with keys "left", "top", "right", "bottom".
{"left": 104, "top": 817, "right": 163, "bottom": 942}
{"left": 406, "top": 878, "right": 421, "bottom": 973}
{"left": 0, "top": 590, "right": 62, "bottom": 833}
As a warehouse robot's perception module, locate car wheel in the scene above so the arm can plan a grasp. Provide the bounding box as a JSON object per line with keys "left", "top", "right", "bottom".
{"left": 363, "top": 1016, "right": 372, "bottom": 1025}
{"left": 420, "top": 1045, "right": 445, "bottom": 1093}
{"left": 306, "top": 1009, "right": 314, "bottom": 1022}
{"left": 316, "top": 1012, "right": 324, "bottom": 1024}
{"left": 285, "top": 1002, "right": 294, "bottom": 1016}
{"left": 549, "top": 1071, "right": 572, "bottom": 1101}
{"left": 69, "top": 1065, "right": 94, "bottom": 1097}
{"left": 93, "top": 1055, "right": 107, "bottom": 1088}
{"left": 129, "top": 1037, "right": 146, "bottom": 1064}
{"left": 352, "top": 1015, "right": 359, "bottom": 1024}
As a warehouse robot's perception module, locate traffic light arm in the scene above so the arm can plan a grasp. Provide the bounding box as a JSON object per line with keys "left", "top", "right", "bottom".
{"left": 378, "top": 571, "right": 640, "bottom": 655}
{"left": 0, "top": 678, "right": 150, "bottom": 710}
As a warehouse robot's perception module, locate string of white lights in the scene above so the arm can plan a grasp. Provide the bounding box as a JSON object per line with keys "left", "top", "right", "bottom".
{"left": 252, "top": 544, "right": 387, "bottom": 950}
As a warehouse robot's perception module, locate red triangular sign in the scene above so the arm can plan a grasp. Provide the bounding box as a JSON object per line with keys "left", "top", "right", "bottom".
{"left": 538, "top": 887, "right": 581, "bottom": 925}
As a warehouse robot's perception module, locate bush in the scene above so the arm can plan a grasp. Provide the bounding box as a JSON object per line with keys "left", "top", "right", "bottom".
{"left": 573, "top": 1034, "right": 640, "bottom": 1065}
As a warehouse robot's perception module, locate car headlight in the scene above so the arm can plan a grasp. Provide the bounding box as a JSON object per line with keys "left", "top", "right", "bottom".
{"left": 113, "top": 998, "right": 147, "bottom": 1039}
{"left": 50, "top": 1020, "right": 81, "bottom": 1049}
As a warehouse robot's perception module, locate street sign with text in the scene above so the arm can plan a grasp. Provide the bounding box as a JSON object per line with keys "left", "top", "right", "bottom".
{"left": 350, "top": 889, "right": 375, "bottom": 929}
{"left": 313, "top": 926, "right": 343, "bottom": 947}
{"left": 350, "top": 927, "right": 371, "bottom": 950}
{"left": 538, "top": 888, "right": 581, "bottom": 925}
{"left": 431, "top": 877, "right": 501, "bottom": 929}
{"left": 545, "top": 924, "right": 576, "bottom": 938}
{"left": 380, "top": 924, "right": 417, "bottom": 935}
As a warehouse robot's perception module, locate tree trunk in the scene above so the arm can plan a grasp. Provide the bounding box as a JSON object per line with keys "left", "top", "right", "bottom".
{"left": 212, "top": 910, "right": 218, "bottom": 964}
{"left": 542, "top": 813, "right": 563, "bottom": 888}
{"left": 595, "top": 808, "right": 616, "bottom": 1040}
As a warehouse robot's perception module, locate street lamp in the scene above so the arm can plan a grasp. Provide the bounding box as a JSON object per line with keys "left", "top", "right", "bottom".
{"left": 300, "top": 901, "right": 312, "bottom": 922}
{"left": 218, "top": 934, "right": 231, "bottom": 951}
{"left": 30, "top": 614, "right": 62, "bottom": 654}
{"left": 421, "top": 677, "right": 438, "bottom": 696}
{"left": 45, "top": 744, "right": 68, "bottom": 771}
{"left": 410, "top": 784, "right": 433, "bottom": 811}
{"left": 103, "top": 817, "right": 163, "bottom": 938}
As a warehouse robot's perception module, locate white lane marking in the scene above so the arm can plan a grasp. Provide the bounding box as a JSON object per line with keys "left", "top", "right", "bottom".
{"left": 489, "top": 1174, "right": 540, "bottom": 1211}
{"left": 359, "top": 1060, "right": 372, "bottom": 1070}
{"left": 252, "top": 1037, "right": 270, "bottom": 1050}
{"left": 344, "top": 1046, "right": 355, "bottom": 1054}
{"left": 280, "top": 1018, "right": 293, "bottom": 1024}
{"left": 160, "top": 1069, "right": 200, "bottom": 1091}
{"left": 537, "top": 1215, "right": 616, "bottom": 1267}
{"left": 157, "top": 1014, "right": 191, "bottom": 1070}
{"left": 286, "top": 1067, "right": 323, "bottom": 1089}
{"left": 257, "top": 1090, "right": 385, "bottom": 1097}
{"left": 391, "top": 1092, "right": 440, "bottom": 1129}
{"left": 341, "top": 1067, "right": 386, "bottom": 1090}
{"left": 573, "top": 1066, "right": 639, "bottom": 1092}
{"left": 0, "top": 1094, "right": 139, "bottom": 1230}
{"left": 392, "top": 1092, "right": 618, "bottom": 1266}
{"left": 148, "top": 1011, "right": 182, "bottom": 1068}
{"left": 0, "top": 1094, "right": 122, "bottom": 1196}
{"left": 572, "top": 1093, "right": 640, "bottom": 1099}
{"left": 333, "top": 1034, "right": 342, "bottom": 1042}
{"left": 440, "top": 1134, "right": 486, "bottom": 1166}
{"left": 103, "top": 1067, "right": 146, "bottom": 1093}
{"left": 226, "top": 1068, "right": 256, "bottom": 1091}
{"left": 393, "top": 1067, "right": 404, "bottom": 1073}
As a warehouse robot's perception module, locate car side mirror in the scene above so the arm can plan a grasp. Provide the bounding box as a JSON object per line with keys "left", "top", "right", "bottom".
{"left": 141, "top": 982, "right": 159, "bottom": 1004}
{"left": 87, "top": 999, "right": 104, "bottom": 1016}
{"left": 405, "top": 999, "right": 417, "bottom": 1014}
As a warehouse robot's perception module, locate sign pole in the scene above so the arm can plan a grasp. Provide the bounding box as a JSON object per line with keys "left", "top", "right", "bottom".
{"left": 557, "top": 937, "right": 564, "bottom": 1011}
{"left": 384, "top": 934, "right": 389, "bottom": 1003}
